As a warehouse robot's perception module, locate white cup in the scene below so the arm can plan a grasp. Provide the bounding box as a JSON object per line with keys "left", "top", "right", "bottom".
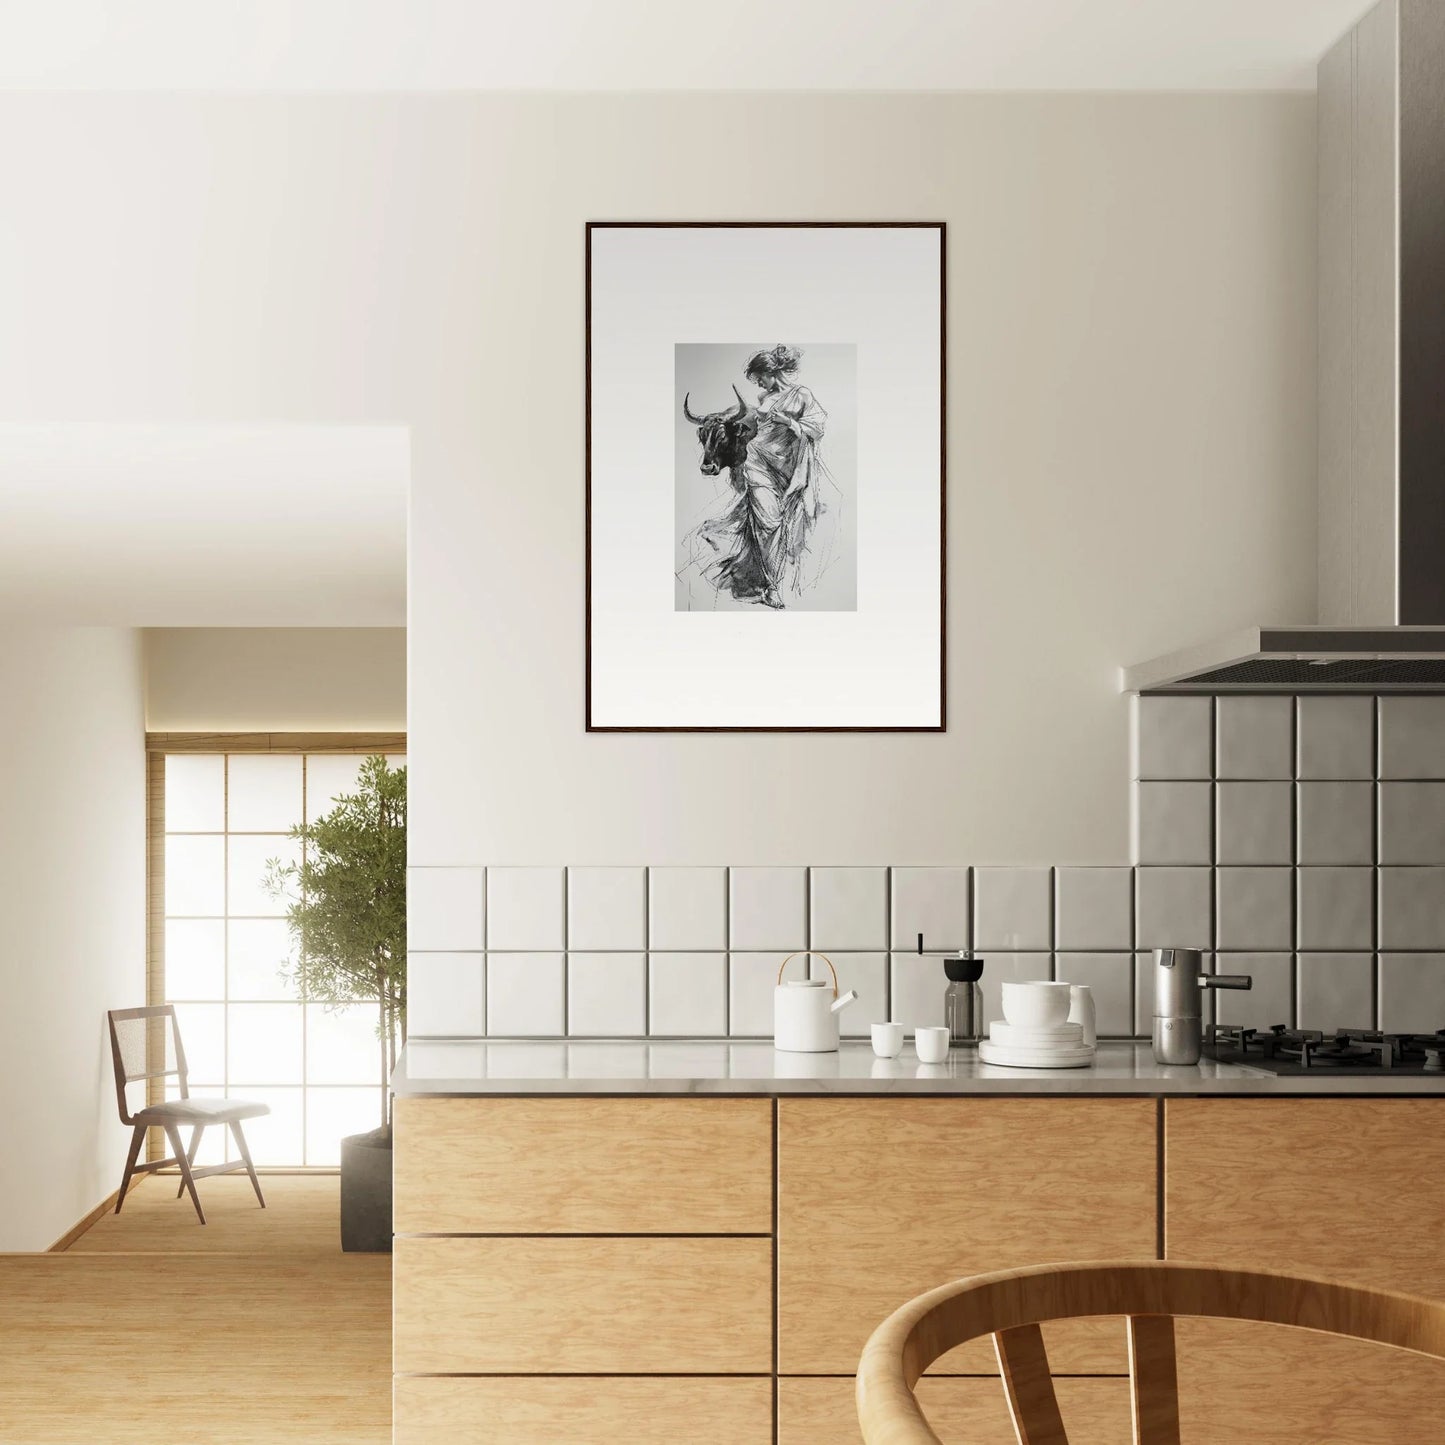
{"left": 871, "top": 1022, "right": 905, "bottom": 1058}
{"left": 1067, "top": 984, "right": 1097, "bottom": 1047}
{"left": 914, "top": 1026, "right": 951, "bottom": 1064}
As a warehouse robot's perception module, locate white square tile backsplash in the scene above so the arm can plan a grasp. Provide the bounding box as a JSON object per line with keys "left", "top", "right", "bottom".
{"left": 1378, "top": 783, "right": 1445, "bottom": 864}
{"left": 1133, "top": 782, "right": 1213, "bottom": 865}
{"left": 1297, "top": 953, "right": 1375, "bottom": 1033}
{"left": 407, "top": 952, "right": 484, "bottom": 1036}
{"left": 567, "top": 952, "right": 646, "bottom": 1036}
{"left": 648, "top": 867, "right": 727, "bottom": 951}
{"left": 809, "top": 867, "right": 888, "bottom": 951}
{"left": 1133, "top": 695, "right": 1212, "bottom": 780}
{"left": 973, "top": 868, "right": 1051, "bottom": 950}
{"left": 728, "top": 867, "right": 807, "bottom": 952}
{"left": 1297, "top": 782, "right": 1374, "bottom": 865}
{"left": 1054, "top": 868, "right": 1132, "bottom": 951}
{"left": 487, "top": 867, "right": 565, "bottom": 951}
{"left": 407, "top": 867, "right": 484, "bottom": 952}
{"left": 728, "top": 952, "right": 784, "bottom": 1037}
{"left": 1378, "top": 867, "right": 1445, "bottom": 950}
{"left": 1215, "top": 782, "right": 1293, "bottom": 866}
{"left": 1296, "top": 696, "right": 1375, "bottom": 780}
{"left": 1378, "top": 697, "right": 1445, "bottom": 779}
{"left": 486, "top": 952, "right": 565, "bottom": 1035}
{"left": 1216, "top": 696, "right": 1293, "bottom": 779}
{"left": 566, "top": 867, "right": 646, "bottom": 951}
{"left": 889, "top": 951, "right": 945, "bottom": 1029}
{"left": 406, "top": 693, "right": 1445, "bottom": 1041}
{"left": 648, "top": 952, "right": 727, "bottom": 1036}
{"left": 889, "top": 867, "right": 969, "bottom": 950}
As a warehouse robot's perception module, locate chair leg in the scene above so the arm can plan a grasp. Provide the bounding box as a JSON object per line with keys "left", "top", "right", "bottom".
{"left": 164, "top": 1123, "right": 206, "bottom": 1224}
{"left": 230, "top": 1118, "right": 266, "bottom": 1209}
{"left": 176, "top": 1124, "right": 204, "bottom": 1199}
{"left": 114, "top": 1123, "right": 146, "bottom": 1215}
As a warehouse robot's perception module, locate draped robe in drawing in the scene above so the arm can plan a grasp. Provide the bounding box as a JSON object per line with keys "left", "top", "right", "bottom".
{"left": 685, "top": 384, "right": 838, "bottom": 606}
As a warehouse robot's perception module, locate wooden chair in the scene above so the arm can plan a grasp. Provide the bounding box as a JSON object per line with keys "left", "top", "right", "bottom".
{"left": 855, "top": 1259, "right": 1445, "bottom": 1444}
{"left": 107, "top": 1005, "right": 270, "bottom": 1225}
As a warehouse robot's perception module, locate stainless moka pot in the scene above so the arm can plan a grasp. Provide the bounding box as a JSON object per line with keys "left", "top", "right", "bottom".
{"left": 1152, "top": 947, "right": 1252, "bottom": 1065}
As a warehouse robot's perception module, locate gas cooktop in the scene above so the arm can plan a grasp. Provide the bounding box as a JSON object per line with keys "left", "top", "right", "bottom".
{"left": 1204, "top": 1024, "right": 1445, "bottom": 1076}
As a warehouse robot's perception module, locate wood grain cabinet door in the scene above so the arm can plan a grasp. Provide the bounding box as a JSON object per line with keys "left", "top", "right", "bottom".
{"left": 393, "top": 1096, "right": 772, "bottom": 1234}
{"left": 395, "top": 1377, "right": 774, "bottom": 1445}
{"left": 778, "top": 1377, "right": 1133, "bottom": 1445}
{"left": 394, "top": 1236, "right": 773, "bottom": 1375}
{"left": 1165, "top": 1098, "right": 1445, "bottom": 1441}
{"left": 777, "top": 1098, "right": 1158, "bottom": 1376}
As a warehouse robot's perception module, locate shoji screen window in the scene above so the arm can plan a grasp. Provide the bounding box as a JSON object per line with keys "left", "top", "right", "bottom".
{"left": 160, "top": 749, "right": 401, "bottom": 1167}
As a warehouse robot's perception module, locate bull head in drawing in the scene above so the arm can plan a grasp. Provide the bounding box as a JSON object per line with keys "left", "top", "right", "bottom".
{"left": 683, "top": 385, "right": 758, "bottom": 477}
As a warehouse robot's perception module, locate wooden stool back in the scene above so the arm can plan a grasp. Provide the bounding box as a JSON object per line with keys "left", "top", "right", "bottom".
{"left": 855, "top": 1260, "right": 1445, "bottom": 1444}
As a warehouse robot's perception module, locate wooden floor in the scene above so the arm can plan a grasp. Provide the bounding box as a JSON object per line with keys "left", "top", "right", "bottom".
{"left": 0, "top": 1175, "right": 391, "bottom": 1443}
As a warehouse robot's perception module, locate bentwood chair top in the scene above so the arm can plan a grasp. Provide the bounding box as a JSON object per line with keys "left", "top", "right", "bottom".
{"left": 855, "top": 1259, "right": 1445, "bottom": 1444}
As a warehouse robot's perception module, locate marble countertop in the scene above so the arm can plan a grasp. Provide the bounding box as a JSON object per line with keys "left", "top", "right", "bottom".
{"left": 391, "top": 1039, "right": 1445, "bottom": 1096}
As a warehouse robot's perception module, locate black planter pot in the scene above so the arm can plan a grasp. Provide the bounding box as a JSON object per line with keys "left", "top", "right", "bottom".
{"left": 340, "top": 1126, "right": 393, "bottom": 1253}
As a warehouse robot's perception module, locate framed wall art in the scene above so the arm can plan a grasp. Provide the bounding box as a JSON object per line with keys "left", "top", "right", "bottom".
{"left": 586, "top": 222, "right": 945, "bottom": 731}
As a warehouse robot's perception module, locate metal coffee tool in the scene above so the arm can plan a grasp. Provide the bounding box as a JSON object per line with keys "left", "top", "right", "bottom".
{"left": 916, "top": 935, "right": 985, "bottom": 1047}
{"left": 1152, "top": 947, "right": 1251, "bottom": 1066}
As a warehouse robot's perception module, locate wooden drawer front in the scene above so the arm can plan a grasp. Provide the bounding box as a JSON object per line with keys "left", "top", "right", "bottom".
{"left": 395, "top": 1377, "right": 774, "bottom": 1445}
{"left": 779, "top": 1376, "right": 1131, "bottom": 1445}
{"left": 1166, "top": 1100, "right": 1445, "bottom": 1434}
{"left": 777, "top": 1098, "right": 1157, "bottom": 1375}
{"left": 393, "top": 1237, "right": 772, "bottom": 1374}
{"left": 393, "top": 1096, "right": 772, "bottom": 1234}
{"left": 1175, "top": 1320, "right": 1445, "bottom": 1442}
{"left": 1165, "top": 1099, "right": 1445, "bottom": 1292}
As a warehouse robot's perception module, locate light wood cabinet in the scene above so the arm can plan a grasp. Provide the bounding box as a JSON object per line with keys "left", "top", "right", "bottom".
{"left": 777, "top": 1098, "right": 1157, "bottom": 1375}
{"left": 393, "top": 1091, "right": 1445, "bottom": 1442}
{"left": 393, "top": 1236, "right": 773, "bottom": 1374}
{"left": 1165, "top": 1099, "right": 1445, "bottom": 1439}
{"left": 394, "top": 1377, "right": 774, "bottom": 1445}
{"left": 778, "top": 1376, "right": 1132, "bottom": 1445}
{"left": 393, "top": 1096, "right": 772, "bottom": 1234}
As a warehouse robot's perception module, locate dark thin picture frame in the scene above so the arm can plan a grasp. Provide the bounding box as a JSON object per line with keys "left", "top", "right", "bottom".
{"left": 585, "top": 220, "right": 947, "bottom": 733}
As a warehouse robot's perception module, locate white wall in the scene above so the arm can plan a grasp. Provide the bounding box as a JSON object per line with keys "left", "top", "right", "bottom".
{"left": 0, "top": 628, "right": 145, "bottom": 1250}
{"left": 145, "top": 627, "right": 406, "bottom": 731}
{"left": 0, "top": 93, "right": 1317, "bottom": 868}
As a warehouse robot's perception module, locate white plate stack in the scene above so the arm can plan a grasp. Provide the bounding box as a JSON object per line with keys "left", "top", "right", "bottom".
{"left": 978, "top": 981, "right": 1096, "bottom": 1069}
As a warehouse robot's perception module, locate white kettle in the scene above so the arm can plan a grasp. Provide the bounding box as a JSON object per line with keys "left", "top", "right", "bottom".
{"left": 774, "top": 952, "right": 858, "bottom": 1053}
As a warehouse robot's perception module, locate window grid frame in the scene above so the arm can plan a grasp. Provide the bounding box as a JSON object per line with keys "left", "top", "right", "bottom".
{"left": 147, "top": 732, "right": 405, "bottom": 1169}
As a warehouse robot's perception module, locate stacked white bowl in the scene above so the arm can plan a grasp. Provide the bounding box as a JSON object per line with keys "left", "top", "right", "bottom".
{"left": 978, "top": 981, "right": 1096, "bottom": 1069}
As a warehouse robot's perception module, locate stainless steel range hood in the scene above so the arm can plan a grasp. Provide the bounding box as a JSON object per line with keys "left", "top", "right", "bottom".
{"left": 1123, "top": 627, "right": 1445, "bottom": 693}
{"left": 1124, "top": 0, "right": 1445, "bottom": 694}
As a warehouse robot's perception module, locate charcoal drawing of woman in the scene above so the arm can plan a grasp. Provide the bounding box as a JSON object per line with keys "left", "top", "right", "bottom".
{"left": 681, "top": 345, "right": 839, "bottom": 610}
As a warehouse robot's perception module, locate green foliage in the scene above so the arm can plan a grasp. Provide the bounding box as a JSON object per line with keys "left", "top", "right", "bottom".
{"left": 263, "top": 756, "right": 407, "bottom": 1090}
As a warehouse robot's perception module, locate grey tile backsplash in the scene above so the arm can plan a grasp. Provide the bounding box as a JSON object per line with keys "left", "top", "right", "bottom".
{"left": 408, "top": 696, "right": 1445, "bottom": 1040}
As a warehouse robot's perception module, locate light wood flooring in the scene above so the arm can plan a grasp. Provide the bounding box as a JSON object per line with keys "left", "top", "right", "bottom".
{"left": 0, "top": 1174, "right": 391, "bottom": 1443}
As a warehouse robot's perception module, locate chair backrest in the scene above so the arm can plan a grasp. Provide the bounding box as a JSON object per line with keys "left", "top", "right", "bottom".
{"left": 855, "top": 1260, "right": 1445, "bottom": 1445}
{"left": 107, "top": 1005, "right": 189, "bottom": 1125}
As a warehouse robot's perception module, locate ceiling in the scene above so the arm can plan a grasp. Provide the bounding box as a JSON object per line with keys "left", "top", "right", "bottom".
{"left": 0, "top": 0, "right": 1377, "bottom": 92}
{"left": 0, "top": 426, "right": 408, "bottom": 626}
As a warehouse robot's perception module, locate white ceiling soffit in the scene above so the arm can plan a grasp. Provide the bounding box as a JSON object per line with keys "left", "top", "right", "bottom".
{"left": 0, "top": 425, "right": 407, "bottom": 627}
{"left": 0, "top": 0, "right": 1378, "bottom": 93}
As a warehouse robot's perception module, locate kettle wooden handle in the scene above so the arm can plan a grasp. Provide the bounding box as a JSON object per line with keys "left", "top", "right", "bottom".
{"left": 777, "top": 950, "right": 839, "bottom": 998}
